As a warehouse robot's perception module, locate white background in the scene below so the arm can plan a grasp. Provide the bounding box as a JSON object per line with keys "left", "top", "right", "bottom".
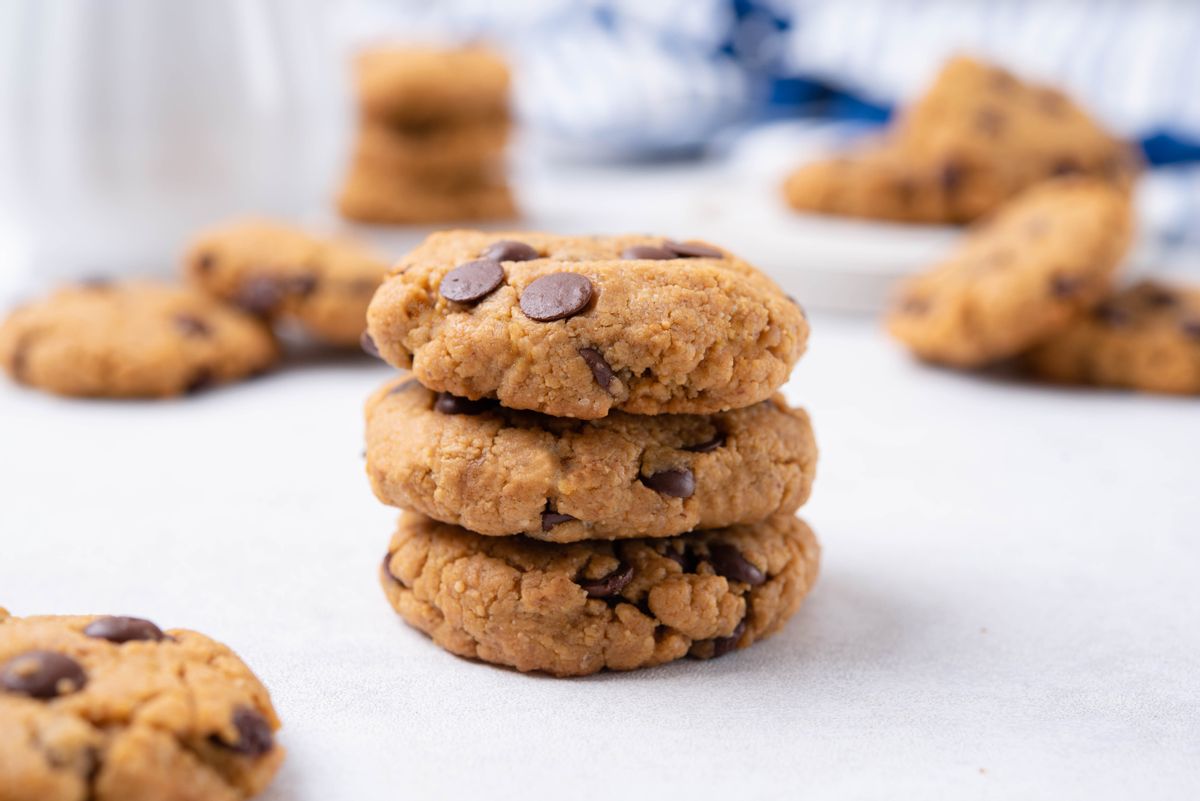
{"left": 2, "top": 312, "right": 1198, "bottom": 800}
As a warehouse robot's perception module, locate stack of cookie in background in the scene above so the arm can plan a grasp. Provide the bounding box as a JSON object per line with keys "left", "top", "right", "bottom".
{"left": 337, "top": 47, "right": 518, "bottom": 224}
{"left": 362, "top": 230, "right": 820, "bottom": 676}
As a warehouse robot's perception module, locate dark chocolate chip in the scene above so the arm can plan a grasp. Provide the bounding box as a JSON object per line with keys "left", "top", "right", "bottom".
{"left": 1, "top": 651, "right": 87, "bottom": 699}
{"left": 83, "top": 616, "right": 165, "bottom": 644}
{"left": 684, "top": 433, "right": 725, "bottom": 453}
{"left": 387, "top": 378, "right": 420, "bottom": 396}
{"left": 541, "top": 511, "right": 576, "bottom": 532}
{"left": 706, "top": 542, "right": 766, "bottom": 586}
{"left": 663, "top": 546, "right": 692, "bottom": 572}
{"left": 1181, "top": 319, "right": 1200, "bottom": 340}
{"left": 578, "top": 347, "right": 615, "bottom": 391}
{"left": 185, "top": 370, "right": 215, "bottom": 395}
{"left": 283, "top": 274, "right": 318, "bottom": 297}
{"left": 434, "top": 392, "right": 495, "bottom": 415}
{"left": 212, "top": 706, "right": 275, "bottom": 757}
{"left": 622, "top": 245, "right": 677, "bottom": 260}
{"left": 1093, "top": 303, "right": 1129, "bottom": 326}
{"left": 440, "top": 259, "right": 505, "bottom": 304}
{"left": 577, "top": 562, "right": 635, "bottom": 599}
{"left": 1143, "top": 287, "right": 1178, "bottom": 308}
{"left": 665, "top": 240, "right": 723, "bottom": 259}
{"left": 196, "top": 252, "right": 216, "bottom": 273}
{"left": 1051, "top": 275, "right": 1083, "bottom": 298}
{"left": 710, "top": 618, "right": 748, "bottom": 658}
{"left": 382, "top": 552, "right": 406, "bottom": 586}
{"left": 940, "top": 161, "right": 965, "bottom": 194}
{"left": 235, "top": 277, "right": 283, "bottom": 316}
{"left": 360, "top": 331, "right": 380, "bottom": 358}
{"left": 173, "top": 314, "right": 211, "bottom": 338}
{"left": 975, "top": 107, "right": 1005, "bottom": 136}
{"left": 641, "top": 468, "right": 695, "bottom": 498}
{"left": 482, "top": 240, "right": 539, "bottom": 262}
{"left": 1053, "top": 158, "right": 1081, "bottom": 176}
{"left": 519, "top": 273, "right": 593, "bottom": 322}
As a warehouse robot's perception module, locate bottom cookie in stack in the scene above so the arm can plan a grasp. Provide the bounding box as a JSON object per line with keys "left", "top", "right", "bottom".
{"left": 379, "top": 511, "right": 820, "bottom": 677}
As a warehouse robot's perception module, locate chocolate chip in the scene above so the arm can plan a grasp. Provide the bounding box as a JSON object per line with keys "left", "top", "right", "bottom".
{"left": 482, "top": 240, "right": 539, "bottom": 262}
{"left": 663, "top": 546, "right": 692, "bottom": 572}
{"left": 173, "top": 314, "right": 211, "bottom": 338}
{"left": 212, "top": 706, "right": 274, "bottom": 757}
{"left": 1181, "top": 319, "right": 1200, "bottom": 340}
{"left": 1, "top": 651, "right": 87, "bottom": 699}
{"left": 976, "top": 107, "right": 1004, "bottom": 136}
{"left": 941, "top": 161, "right": 965, "bottom": 194}
{"left": 196, "top": 252, "right": 216, "bottom": 273}
{"left": 440, "top": 259, "right": 505, "bottom": 304}
{"left": 83, "top": 616, "right": 165, "bottom": 644}
{"left": 185, "top": 370, "right": 215, "bottom": 395}
{"left": 519, "top": 273, "right": 594, "bottom": 322}
{"left": 541, "top": 511, "right": 576, "bottom": 531}
{"left": 577, "top": 562, "right": 634, "bottom": 599}
{"left": 578, "top": 347, "right": 615, "bottom": 391}
{"left": 387, "top": 378, "right": 420, "bottom": 396}
{"left": 664, "top": 240, "right": 723, "bottom": 259}
{"left": 1051, "top": 275, "right": 1083, "bottom": 298}
{"left": 235, "top": 277, "right": 283, "bottom": 316}
{"left": 710, "top": 617, "right": 747, "bottom": 658}
{"left": 382, "top": 552, "right": 406, "bottom": 586}
{"left": 622, "top": 245, "right": 677, "bottom": 260}
{"left": 1053, "top": 158, "right": 1081, "bottom": 176}
{"left": 360, "top": 331, "right": 380, "bottom": 358}
{"left": 434, "top": 392, "right": 495, "bottom": 415}
{"left": 284, "top": 274, "right": 318, "bottom": 297}
{"left": 706, "top": 542, "right": 766, "bottom": 586}
{"left": 641, "top": 468, "right": 695, "bottom": 498}
{"left": 1143, "top": 287, "right": 1178, "bottom": 308}
{"left": 1093, "top": 303, "right": 1129, "bottom": 326}
{"left": 684, "top": 433, "right": 725, "bottom": 453}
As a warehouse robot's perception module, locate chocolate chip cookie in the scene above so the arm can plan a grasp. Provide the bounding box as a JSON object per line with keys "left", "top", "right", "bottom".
{"left": 336, "top": 171, "right": 517, "bottom": 225}
{"left": 0, "top": 281, "right": 279, "bottom": 398}
{"left": 380, "top": 511, "right": 820, "bottom": 676}
{"left": 365, "top": 376, "right": 818, "bottom": 541}
{"left": 887, "top": 177, "right": 1133, "bottom": 367}
{"left": 1025, "top": 280, "right": 1200, "bottom": 394}
{"left": 0, "top": 610, "right": 282, "bottom": 800}
{"left": 352, "top": 119, "right": 509, "bottom": 180}
{"left": 353, "top": 46, "right": 510, "bottom": 127}
{"left": 366, "top": 231, "right": 808, "bottom": 418}
{"left": 186, "top": 220, "right": 389, "bottom": 346}
{"left": 784, "top": 55, "right": 1139, "bottom": 224}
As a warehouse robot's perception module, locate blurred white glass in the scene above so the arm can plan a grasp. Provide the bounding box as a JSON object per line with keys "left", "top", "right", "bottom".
{"left": 0, "top": 0, "right": 346, "bottom": 286}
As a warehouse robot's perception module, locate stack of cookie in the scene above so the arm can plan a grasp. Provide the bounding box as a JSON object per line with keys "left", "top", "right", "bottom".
{"left": 784, "top": 55, "right": 1139, "bottom": 224}
{"left": 337, "top": 47, "right": 517, "bottom": 224}
{"left": 362, "top": 230, "right": 820, "bottom": 676}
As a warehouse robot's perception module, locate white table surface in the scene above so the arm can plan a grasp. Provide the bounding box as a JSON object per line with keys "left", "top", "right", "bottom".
{"left": 1, "top": 312, "right": 1197, "bottom": 800}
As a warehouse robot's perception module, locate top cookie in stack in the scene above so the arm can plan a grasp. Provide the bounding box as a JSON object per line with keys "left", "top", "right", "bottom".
{"left": 363, "top": 230, "right": 820, "bottom": 675}
{"left": 337, "top": 46, "right": 517, "bottom": 224}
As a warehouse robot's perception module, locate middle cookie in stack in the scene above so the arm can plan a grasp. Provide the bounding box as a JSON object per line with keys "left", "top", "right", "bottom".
{"left": 363, "top": 231, "right": 819, "bottom": 676}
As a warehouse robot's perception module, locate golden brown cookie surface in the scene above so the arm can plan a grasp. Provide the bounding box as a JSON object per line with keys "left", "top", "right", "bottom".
{"left": 0, "top": 611, "right": 282, "bottom": 801}
{"left": 366, "top": 231, "right": 808, "bottom": 418}
{"left": 887, "top": 177, "right": 1133, "bottom": 367}
{"left": 354, "top": 46, "right": 510, "bottom": 125}
{"left": 364, "top": 376, "right": 818, "bottom": 541}
{"left": 185, "top": 220, "right": 388, "bottom": 346}
{"left": 0, "top": 281, "right": 278, "bottom": 398}
{"left": 1026, "top": 280, "right": 1200, "bottom": 394}
{"left": 381, "top": 512, "right": 820, "bottom": 676}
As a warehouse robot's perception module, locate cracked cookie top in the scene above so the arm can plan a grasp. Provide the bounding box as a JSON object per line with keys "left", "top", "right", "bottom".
{"left": 0, "top": 611, "right": 282, "bottom": 801}
{"left": 365, "top": 376, "right": 818, "bottom": 541}
{"left": 366, "top": 230, "right": 808, "bottom": 418}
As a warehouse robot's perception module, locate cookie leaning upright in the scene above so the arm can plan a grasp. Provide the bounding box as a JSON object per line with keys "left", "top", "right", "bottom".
{"left": 887, "top": 177, "right": 1134, "bottom": 367}
{"left": 366, "top": 231, "right": 809, "bottom": 418}
{"left": 0, "top": 610, "right": 282, "bottom": 800}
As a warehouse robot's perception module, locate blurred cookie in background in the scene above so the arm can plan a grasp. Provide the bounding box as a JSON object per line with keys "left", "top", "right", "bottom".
{"left": 784, "top": 55, "right": 1140, "bottom": 225}
{"left": 0, "top": 281, "right": 278, "bottom": 399}
{"left": 186, "top": 220, "right": 388, "bottom": 347}
{"left": 1026, "top": 280, "right": 1200, "bottom": 395}
{"left": 886, "top": 176, "right": 1134, "bottom": 367}
{"left": 337, "top": 46, "right": 517, "bottom": 224}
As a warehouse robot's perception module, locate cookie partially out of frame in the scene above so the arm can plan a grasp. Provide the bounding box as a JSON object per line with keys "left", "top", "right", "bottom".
{"left": 0, "top": 281, "right": 278, "bottom": 398}
{"left": 365, "top": 376, "right": 817, "bottom": 541}
{"left": 366, "top": 230, "right": 808, "bottom": 418}
{"left": 0, "top": 610, "right": 282, "bottom": 801}
{"left": 380, "top": 511, "right": 820, "bottom": 676}
{"left": 1026, "top": 280, "right": 1200, "bottom": 395}
{"left": 887, "top": 177, "right": 1133, "bottom": 367}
